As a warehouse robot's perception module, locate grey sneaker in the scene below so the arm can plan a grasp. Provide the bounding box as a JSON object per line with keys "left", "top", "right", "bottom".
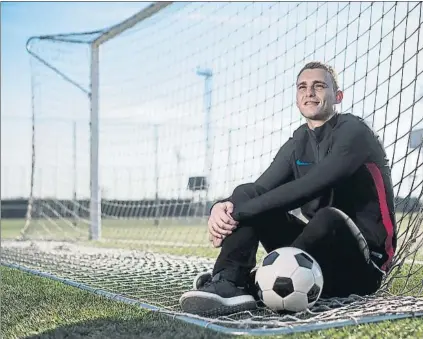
{"left": 193, "top": 269, "right": 258, "bottom": 291}
{"left": 180, "top": 272, "right": 256, "bottom": 316}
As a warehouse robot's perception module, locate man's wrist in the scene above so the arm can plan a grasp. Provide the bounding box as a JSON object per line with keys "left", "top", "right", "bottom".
{"left": 209, "top": 197, "right": 232, "bottom": 214}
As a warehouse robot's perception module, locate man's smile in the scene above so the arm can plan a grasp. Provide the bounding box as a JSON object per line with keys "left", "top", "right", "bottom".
{"left": 304, "top": 101, "right": 320, "bottom": 106}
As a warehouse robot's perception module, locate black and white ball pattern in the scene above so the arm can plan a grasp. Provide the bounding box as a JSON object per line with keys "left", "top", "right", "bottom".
{"left": 255, "top": 247, "right": 324, "bottom": 312}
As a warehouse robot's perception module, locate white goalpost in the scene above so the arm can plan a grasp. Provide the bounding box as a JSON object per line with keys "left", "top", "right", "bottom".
{"left": 2, "top": 1, "right": 423, "bottom": 334}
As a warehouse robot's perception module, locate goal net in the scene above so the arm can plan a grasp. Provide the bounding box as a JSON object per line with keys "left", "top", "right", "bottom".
{"left": 2, "top": 1, "right": 423, "bottom": 334}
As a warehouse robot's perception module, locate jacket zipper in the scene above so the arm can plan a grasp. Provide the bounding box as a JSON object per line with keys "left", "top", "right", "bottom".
{"left": 316, "top": 143, "right": 320, "bottom": 163}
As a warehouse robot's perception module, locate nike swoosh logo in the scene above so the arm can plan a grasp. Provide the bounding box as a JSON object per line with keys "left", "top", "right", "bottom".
{"left": 296, "top": 160, "right": 312, "bottom": 166}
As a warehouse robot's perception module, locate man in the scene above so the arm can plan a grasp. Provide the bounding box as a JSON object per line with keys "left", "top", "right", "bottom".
{"left": 179, "top": 61, "right": 397, "bottom": 316}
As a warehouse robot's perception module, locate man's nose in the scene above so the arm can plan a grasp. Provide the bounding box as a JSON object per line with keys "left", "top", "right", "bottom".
{"left": 306, "top": 87, "right": 316, "bottom": 96}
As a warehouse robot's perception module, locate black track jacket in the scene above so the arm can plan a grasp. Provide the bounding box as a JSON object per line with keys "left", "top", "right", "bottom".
{"left": 225, "top": 113, "right": 397, "bottom": 271}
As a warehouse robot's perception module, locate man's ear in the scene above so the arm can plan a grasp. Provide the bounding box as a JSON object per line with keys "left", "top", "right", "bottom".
{"left": 335, "top": 90, "right": 343, "bottom": 104}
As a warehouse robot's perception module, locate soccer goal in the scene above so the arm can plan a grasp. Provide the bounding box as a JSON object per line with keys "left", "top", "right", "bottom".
{"left": 2, "top": 1, "right": 423, "bottom": 335}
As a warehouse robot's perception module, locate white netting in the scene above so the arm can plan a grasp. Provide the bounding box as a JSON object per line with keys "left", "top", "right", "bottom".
{"left": 1, "top": 240, "right": 423, "bottom": 333}
{"left": 2, "top": 1, "right": 423, "bottom": 333}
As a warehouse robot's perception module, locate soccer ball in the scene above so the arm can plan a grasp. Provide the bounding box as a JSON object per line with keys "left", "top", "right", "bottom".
{"left": 255, "top": 247, "right": 324, "bottom": 312}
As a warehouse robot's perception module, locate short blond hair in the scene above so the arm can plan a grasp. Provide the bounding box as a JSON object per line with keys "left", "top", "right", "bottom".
{"left": 297, "top": 61, "right": 340, "bottom": 92}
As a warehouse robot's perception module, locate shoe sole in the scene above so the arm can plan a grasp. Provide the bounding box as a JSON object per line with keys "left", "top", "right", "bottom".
{"left": 179, "top": 291, "right": 257, "bottom": 316}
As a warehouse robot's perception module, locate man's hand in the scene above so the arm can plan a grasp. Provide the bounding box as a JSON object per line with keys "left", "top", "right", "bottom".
{"left": 208, "top": 201, "right": 238, "bottom": 247}
{"left": 209, "top": 233, "right": 223, "bottom": 248}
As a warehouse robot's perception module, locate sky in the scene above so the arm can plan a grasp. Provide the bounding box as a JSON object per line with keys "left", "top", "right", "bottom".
{"left": 1, "top": 1, "right": 152, "bottom": 198}
{"left": 1, "top": 2, "right": 422, "bottom": 207}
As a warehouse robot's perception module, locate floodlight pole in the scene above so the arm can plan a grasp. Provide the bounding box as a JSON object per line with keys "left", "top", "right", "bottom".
{"left": 196, "top": 67, "right": 213, "bottom": 205}
{"left": 175, "top": 147, "right": 183, "bottom": 194}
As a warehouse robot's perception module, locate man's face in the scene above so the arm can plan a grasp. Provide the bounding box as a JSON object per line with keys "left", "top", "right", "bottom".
{"left": 296, "top": 68, "right": 343, "bottom": 121}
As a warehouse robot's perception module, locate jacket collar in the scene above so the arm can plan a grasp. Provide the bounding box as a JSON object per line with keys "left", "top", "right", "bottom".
{"left": 307, "top": 113, "right": 339, "bottom": 142}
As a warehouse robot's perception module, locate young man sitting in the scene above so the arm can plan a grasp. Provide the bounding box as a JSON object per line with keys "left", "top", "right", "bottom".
{"left": 179, "top": 61, "right": 396, "bottom": 316}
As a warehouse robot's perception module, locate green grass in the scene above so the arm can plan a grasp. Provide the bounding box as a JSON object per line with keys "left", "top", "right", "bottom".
{"left": 1, "top": 218, "right": 209, "bottom": 243}
{"left": 2, "top": 215, "right": 423, "bottom": 338}
{"left": 1, "top": 219, "right": 26, "bottom": 239}
{"left": 2, "top": 213, "right": 422, "bottom": 260}
{"left": 2, "top": 266, "right": 423, "bottom": 339}
{"left": 3, "top": 213, "right": 419, "bottom": 242}
{"left": 1, "top": 215, "right": 423, "bottom": 337}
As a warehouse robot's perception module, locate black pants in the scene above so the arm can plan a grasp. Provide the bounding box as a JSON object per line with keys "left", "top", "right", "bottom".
{"left": 213, "top": 183, "right": 383, "bottom": 297}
